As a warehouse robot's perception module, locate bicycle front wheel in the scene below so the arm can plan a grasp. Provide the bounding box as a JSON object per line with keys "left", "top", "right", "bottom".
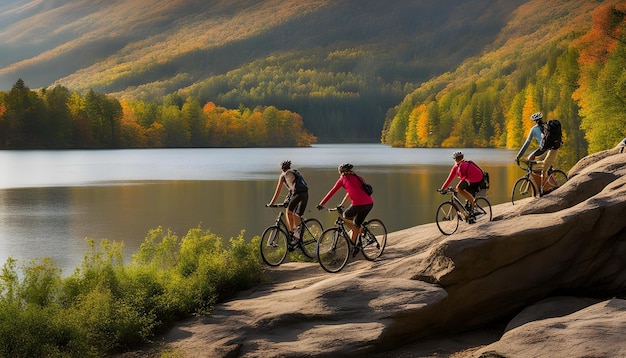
{"left": 436, "top": 201, "right": 459, "bottom": 235}
{"left": 511, "top": 177, "right": 536, "bottom": 205}
{"left": 317, "top": 228, "right": 350, "bottom": 273}
{"left": 473, "top": 197, "right": 492, "bottom": 225}
{"left": 361, "top": 219, "right": 387, "bottom": 261}
{"left": 260, "top": 225, "right": 288, "bottom": 266}
{"left": 300, "top": 218, "right": 323, "bottom": 258}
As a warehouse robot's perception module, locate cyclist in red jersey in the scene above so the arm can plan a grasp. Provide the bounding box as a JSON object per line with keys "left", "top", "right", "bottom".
{"left": 440, "top": 151, "right": 483, "bottom": 220}
{"left": 317, "top": 163, "right": 373, "bottom": 247}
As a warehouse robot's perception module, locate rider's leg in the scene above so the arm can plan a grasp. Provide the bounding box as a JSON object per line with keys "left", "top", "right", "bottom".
{"left": 342, "top": 218, "right": 361, "bottom": 244}
{"left": 456, "top": 181, "right": 475, "bottom": 214}
{"left": 287, "top": 210, "right": 301, "bottom": 231}
{"left": 343, "top": 204, "right": 373, "bottom": 244}
{"left": 539, "top": 149, "right": 558, "bottom": 190}
{"left": 287, "top": 192, "right": 307, "bottom": 233}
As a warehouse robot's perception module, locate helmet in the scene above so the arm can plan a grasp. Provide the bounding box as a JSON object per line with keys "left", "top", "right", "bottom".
{"left": 338, "top": 163, "right": 354, "bottom": 173}
{"left": 280, "top": 160, "right": 291, "bottom": 171}
{"left": 452, "top": 151, "right": 464, "bottom": 160}
{"left": 530, "top": 112, "right": 543, "bottom": 122}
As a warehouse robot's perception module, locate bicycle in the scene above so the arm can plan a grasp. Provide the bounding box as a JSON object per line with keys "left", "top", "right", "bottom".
{"left": 435, "top": 187, "right": 492, "bottom": 235}
{"left": 511, "top": 159, "right": 568, "bottom": 205}
{"left": 316, "top": 206, "right": 387, "bottom": 273}
{"left": 260, "top": 204, "right": 323, "bottom": 266}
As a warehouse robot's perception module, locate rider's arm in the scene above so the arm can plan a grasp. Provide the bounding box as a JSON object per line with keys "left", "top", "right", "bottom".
{"left": 516, "top": 129, "right": 535, "bottom": 160}
{"left": 268, "top": 175, "right": 285, "bottom": 205}
{"left": 440, "top": 165, "right": 457, "bottom": 190}
{"left": 319, "top": 177, "right": 343, "bottom": 206}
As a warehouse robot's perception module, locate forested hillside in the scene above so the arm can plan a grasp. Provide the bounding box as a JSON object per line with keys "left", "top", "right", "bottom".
{"left": 0, "top": 0, "right": 525, "bottom": 141}
{"left": 383, "top": 0, "right": 626, "bottom": 169}
{"left": 0, "top": 0, "right": 623, "bottom": 154}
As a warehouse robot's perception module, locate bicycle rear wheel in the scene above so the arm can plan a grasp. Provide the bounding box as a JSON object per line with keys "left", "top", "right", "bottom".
{"left": 361, "top": 219, "right": 387, "bottom": 261}
{"left": 317, "top": 228, "right": 350, "bottom": 273}
{"left": 436, "top": 201, "right": 459, "bottom": 235}
{"left": 549, "top": 169, "right": 568, "bottom": 188}
{"left": 260, "top": 225, "right": 288, "bottom": 266}
{"left": 511, "top": 177, "right": 536, "bottom": 205}
{"left": 473, "top": 197, "right": 492, "bottom": 225}
{"left": 300, "top": 218, "right": 323, "bottom": 258}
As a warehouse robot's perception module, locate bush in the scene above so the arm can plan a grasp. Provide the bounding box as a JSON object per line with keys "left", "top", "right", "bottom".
{"left": 0, "top": 226, "right": 264, "bottom": 356}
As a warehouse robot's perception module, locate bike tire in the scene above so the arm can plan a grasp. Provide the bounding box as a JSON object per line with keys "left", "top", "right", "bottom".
{"left": 436, "top": 201, "right": 459, "bottom": 235}
{"left": 473, "top": 197, "right": 492, "bottom": 225}
{"left": 511, "top": 177, "right": 536, "bottom": 205}
{"left": 317, "top": 227, "right": 350, "bottom": 273}
{"left": 361, "top": 219, "right": 387, "bottom": 261}
{"left": 260, "top": 225, "right": 289, "bottom": 266}
{"left": 300, "top": 218, "right": 323, "bottom": 259}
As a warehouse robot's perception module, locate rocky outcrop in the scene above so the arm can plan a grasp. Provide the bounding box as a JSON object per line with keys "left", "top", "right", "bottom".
{"left": 157, "top": 149, "right": 626, "bottom": 357}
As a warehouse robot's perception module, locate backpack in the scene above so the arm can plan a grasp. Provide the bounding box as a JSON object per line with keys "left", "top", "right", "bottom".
{"left": 289, "top": 169, "right": 308, "bottom": 193}
{"left": 355, "top": 174, "right": 373, "bottom": 196}
{"left": 467, "top": 161, "right": 489, "bottom": 190}
{"left": 542, "top": 119, "right": 562, "bottom": 150}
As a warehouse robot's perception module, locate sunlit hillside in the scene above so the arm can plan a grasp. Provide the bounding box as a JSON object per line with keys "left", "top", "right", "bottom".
{"left": 0, "top": 0, "right": 526, "bottom": 140}
{"left": 382, "top": 0, "right": 626, "bottom": 169}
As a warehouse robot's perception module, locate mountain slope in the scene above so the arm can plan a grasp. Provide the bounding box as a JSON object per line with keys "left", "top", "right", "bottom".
{"left": 0, "top": 0, "right": 525, "bottom": 140}
{"left": 381, "top": 0, "right": 626, "bottom": 168}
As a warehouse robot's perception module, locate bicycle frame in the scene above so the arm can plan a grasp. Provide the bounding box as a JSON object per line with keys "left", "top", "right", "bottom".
{"left": 272, "top": 210, "right": 290, "bottom": 234}
{"left": 520, "top": 160, "right": 557, "bottom": 194}
{"left": 316, "top": 206, "right": 387, "bottom": 272}
{"left": 436, "top": 188, "right": 492, "bottom": 235}
{"left": 260, "top": 204, "right": 323, "bottom": 266}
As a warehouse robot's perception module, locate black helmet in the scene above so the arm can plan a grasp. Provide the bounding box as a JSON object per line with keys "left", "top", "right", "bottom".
{"left": 452, "top": 151, "right": 464, "bottom": 160}
{"left": 530, "top": 112, "right": 543, "bottom": 122}
{"left": 338, "top": 163, "right": 354, "bottom": 173}
{"left": 281, "top": 160, "right": 291, "bottom": 171}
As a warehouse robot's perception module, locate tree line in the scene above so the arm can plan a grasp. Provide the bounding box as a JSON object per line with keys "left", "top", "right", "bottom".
{"left": 382, "top": 3, "right": 626, "bottom": 170}
{"left": 0, "top": 79, "right": 316, "bottom": 149}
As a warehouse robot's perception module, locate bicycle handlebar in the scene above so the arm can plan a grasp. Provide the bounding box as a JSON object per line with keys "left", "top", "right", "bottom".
{"left": 318, "top": 205, "right": 344, "bottom": 213}
{"left": 265, "top": 203, "right": 287, "bottom": 208}
{"left": 437, "top": 187, "right": 456, "bottom": 195}
{"left": 516, "top": 159, "right": 537, "bottom": 171}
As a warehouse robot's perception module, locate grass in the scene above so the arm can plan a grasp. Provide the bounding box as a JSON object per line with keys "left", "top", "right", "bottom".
{"left": 0, "top": 226, "right": 263, "bottom": 357}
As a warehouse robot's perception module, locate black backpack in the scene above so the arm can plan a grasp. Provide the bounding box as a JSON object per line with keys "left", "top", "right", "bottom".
{"left": 289, "top": 169, "right": 308, "bottom": 193}
{"left": 542, "top": 119, "right": 562, "bottom": 150}
{"left": 355, "top": 175, "right": 373, "bottom": 196}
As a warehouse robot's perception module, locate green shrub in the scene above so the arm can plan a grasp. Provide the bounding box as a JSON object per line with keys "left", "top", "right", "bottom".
{"left": 0, "top": 225, "right": 264, "bottom": 356}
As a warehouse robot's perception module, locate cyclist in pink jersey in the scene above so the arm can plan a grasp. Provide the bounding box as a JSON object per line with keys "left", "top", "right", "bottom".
{"left": 317, "top": 163, "right": 374, "bottom": 248}
{"left": 440, "top": 151, "right": 483, "bottom": 219}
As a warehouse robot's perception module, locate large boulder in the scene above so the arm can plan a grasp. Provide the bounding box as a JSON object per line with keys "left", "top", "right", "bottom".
{"left": 155, "top": 149, "right": 626, "bottom": 357}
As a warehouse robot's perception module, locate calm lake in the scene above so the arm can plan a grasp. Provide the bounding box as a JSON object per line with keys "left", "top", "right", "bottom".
{"left": 0, "top": 144, "right": 520, "bottom": 273}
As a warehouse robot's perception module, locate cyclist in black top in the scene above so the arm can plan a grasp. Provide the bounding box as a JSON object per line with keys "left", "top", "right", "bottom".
{"left": 267, "top": 160, "right": 309, "bottom": 239}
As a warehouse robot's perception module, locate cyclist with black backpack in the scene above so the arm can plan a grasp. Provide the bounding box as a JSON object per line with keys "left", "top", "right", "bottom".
{"left": 267, "top": 160, "right": 309, "bottom": 241}
{"left": 515, "top": 112, "right": 546, "bottom": 163}
{"left": 528, "top": 113, "right": 562, "bottom": 192}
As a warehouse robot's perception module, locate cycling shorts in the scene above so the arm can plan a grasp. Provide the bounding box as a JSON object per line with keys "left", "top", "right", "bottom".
{"left": 458, "top": 179, "right": 481, "bottom": 194}
{"left": 287, "top": 191, "right": 308, "bottom": 216}
{"left": 344, "top": 203, "right": 373, "bottom": 228}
